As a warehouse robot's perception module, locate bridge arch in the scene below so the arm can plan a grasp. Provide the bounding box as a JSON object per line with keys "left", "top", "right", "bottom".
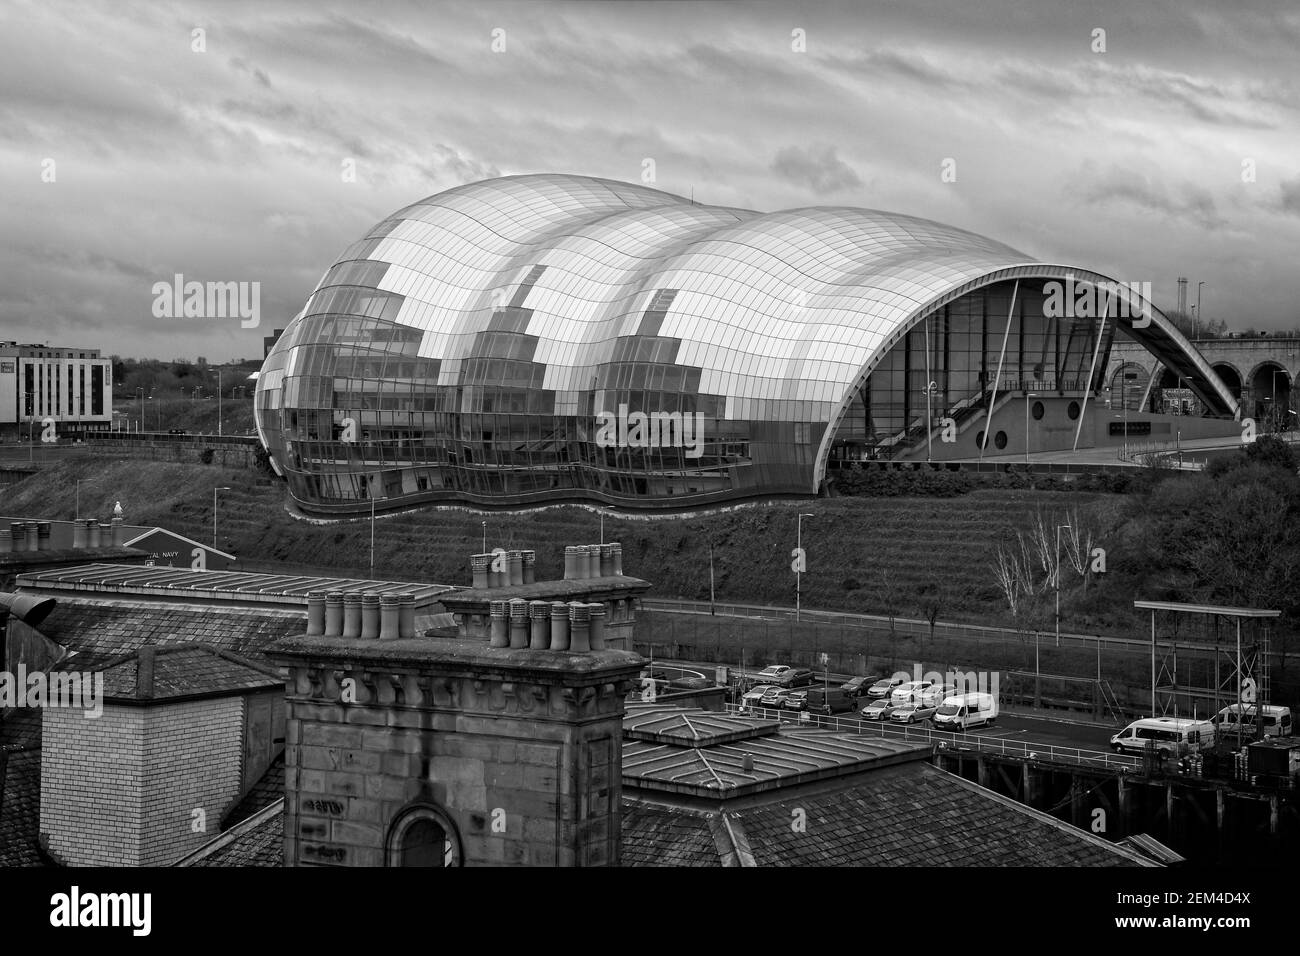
{"left": 1210, "top": 362, "right": 1243, "bottom": 401}
{"left": 1246, "top": 361, "right": 1293, "bottom": 426}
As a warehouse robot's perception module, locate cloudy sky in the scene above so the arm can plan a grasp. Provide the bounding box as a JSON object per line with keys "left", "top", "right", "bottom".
{"left": 2, "top": 0, "right": 1298, "bottom": 362}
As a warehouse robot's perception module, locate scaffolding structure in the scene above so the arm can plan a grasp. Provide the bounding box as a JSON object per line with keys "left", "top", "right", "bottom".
{"left": 1135, "top": 600, "right": 1279, "bottom": 723}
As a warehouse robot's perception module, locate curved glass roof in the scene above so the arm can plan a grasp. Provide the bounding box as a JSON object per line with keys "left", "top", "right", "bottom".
{"left": 256, "top": 174, "right": 1232, "bottom": 511}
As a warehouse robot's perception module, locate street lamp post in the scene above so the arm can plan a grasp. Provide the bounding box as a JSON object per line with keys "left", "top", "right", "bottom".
{"left": 1196, "top": 281, "right": 1205, "bottom": 338}
{"left": 796, "top": 513, "right": 814, "bottom": 622}
{"left": 213, "top": 486, "right": 231, "bottom": 549}
{"left": 1024, "top": 393, "right": 1037, "bottom": 463}
{"left": 136, "top": 388, "right": 144, "bottom": 434}
{"left": 217, "top": 368, "right": 222, "bottom": 437}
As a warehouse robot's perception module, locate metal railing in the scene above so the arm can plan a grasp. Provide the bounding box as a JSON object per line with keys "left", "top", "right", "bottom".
{"left": 642, "top": 598, "right": 1155, "bottom": 656}
{"left": 725, "top": 703, "right": 1142, "bottom": 772}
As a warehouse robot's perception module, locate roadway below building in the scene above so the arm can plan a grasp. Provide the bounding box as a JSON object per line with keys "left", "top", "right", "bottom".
{"left": 653, "top": 658, "right": 1127, "bottom": 753}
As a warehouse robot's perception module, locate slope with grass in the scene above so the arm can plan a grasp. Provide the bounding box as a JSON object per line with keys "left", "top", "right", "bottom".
{"left": 3, "top": 456, "right": 1143, "bottom": 633}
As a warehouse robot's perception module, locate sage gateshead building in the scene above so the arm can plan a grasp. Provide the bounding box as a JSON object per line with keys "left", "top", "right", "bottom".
{"left": 255, "top": 173, "right": 1238, "bottom": 514}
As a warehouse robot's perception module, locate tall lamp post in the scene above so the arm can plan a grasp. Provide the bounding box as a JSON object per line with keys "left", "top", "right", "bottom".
{"left": 921, "top": 381, "right": 938, "bottom": 461}
{"left": 1048, "top": 521, "right": 1072, "bottom": 708}
{"left": 217, "top": 368, "right": 223, "bottom": 436}
{"left": 136, "top": 387, "right": 144, "bottom": 434}
{"left": 1196, "top": 281, "right": 1205, "bottom": 337}
{"left": 1024, "top": 393, "right": 1037, "bottom": 463}
{"left": 795, "top": 513, "right": 814, "bottom": 622}
{"left": 213, "top": 486, "right": 230, "bottom": 549}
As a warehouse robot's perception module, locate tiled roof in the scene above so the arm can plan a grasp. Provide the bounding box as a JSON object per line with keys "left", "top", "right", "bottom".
{"left": 621, "top": 763, "right": 1151, "bottom": 867}
{"left": 223, "top": 752, "right": 285, "bottom": 829}
{"left": 619, "top": 803, "right": 724, "bottom": 867}
{"left": 0, "top": 747, "right": 42, "bottom": 867}
{"left": 83, "top": 645, "right": 282, "bottom": 703}
{"left": 180, "top": 801, "right": 284, "bottom": 867}
{"left": 29, "top": 597, "right": 307, "bottom": 665}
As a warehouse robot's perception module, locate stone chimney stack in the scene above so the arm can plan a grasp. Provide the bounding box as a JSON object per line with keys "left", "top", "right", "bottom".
{"left": 271, "top": 581, "right": 644, "bottom": 866}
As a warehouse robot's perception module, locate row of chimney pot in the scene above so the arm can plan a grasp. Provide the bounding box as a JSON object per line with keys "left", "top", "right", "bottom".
{"left": 469, "top": 549, "right": 537, "bottom": 588}
{"left": 563, "top": 543, "right": 622, "bottom": 580}
{"left": 488, "top": 599, "right": 608, "bottom": 652}
{"left": 0, "top": 517, "right": 126, "bottom": 554}
{"left": 305, "top": 591, "right": 418, "bottom": 641}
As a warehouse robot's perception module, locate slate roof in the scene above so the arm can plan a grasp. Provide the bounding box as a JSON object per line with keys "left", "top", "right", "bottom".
{"left": 223, "top": 752, "right": 285, "bottom": 829}
{"left": 0, "top": 745, "right": 42, "bottom": 867}
{"left": 179, "top": 801, "right": 284, "bottom": 867}
{"left": 619, "top": 803, "right": 725, "bottom": 867}
{"left": 716, "top": 763, "right": 1149, "bottom": 867}
{"left": 27, "top": 597, "right": 307, "bottom": 666}
{"left": 83, "top": 645, "right": 283, "bottom": 704}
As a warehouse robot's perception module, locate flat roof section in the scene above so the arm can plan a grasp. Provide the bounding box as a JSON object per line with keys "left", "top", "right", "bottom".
{"left": 16, "top": 563, "right": 456, "bottom": 609}
{"left": 1133, "top": 600, "right": 1281, "bottom": 618}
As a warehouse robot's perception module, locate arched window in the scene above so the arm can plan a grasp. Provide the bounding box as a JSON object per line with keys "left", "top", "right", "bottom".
{"left": 386, "top": 804, "right": 463, "bottom": 867}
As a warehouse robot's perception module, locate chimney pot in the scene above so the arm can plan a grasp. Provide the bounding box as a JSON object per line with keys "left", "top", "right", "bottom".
{"left": 306, "top": 591, "right": 326, "bottom": 636}
{"left": 27, "top": 522, "right": 40, "bottom": 552}
{"left": 324, "top": 592, "right": 344, "bottom": 637}
{"left": 587, "top": 601, "right": 608, "bottom": 651}
{"left": 568, "top": 601, "right": 591, "bottom": 653}
{"left": 0, "top": 529, "right": 11, "bottom": 554}
{"left": 507, "top": 550, "right": 524, "bottom": 587}
{"left": 97, "top": 522, "right": 111, "bottom": 549}
{"left": 549, "top": 601, "right": 570, "bottom": 650}
{"left": 488, "top": 600, "right": 509, "bottom": 648}
{"left": 508, "top": 598, "right": 529, "bottom": 649}
{"left": 611, "top": 542, "right": 623, "bottom": 576}
{"left": 470, "top": 553, "right": 492, "bottom": 589}
{"left": 522, "top": 550, "right": 536, "bottom": 584}
{"left": 71, "top": 521, "right": 87, "bottom": 550}
{"left": 742, "top": 753, "right": 754, "bottom": 773}
{"left": 85, "top": 519, "right": 101, "bottom": 549}
{"left": 37, "top": 521, "right": 51, "bottom": 551}
{"left": 341, "top": 593, "right": 363, "bottom": 639}
{"left": 379, "top": 593, "right": 401, "bottom": 641}
{"left": 599, "top": 543, "right": 615, "bottom": 577}
{"left": 528, "top": 600, "right": 551, "bottom": 650}
{"left": 489, "top": 550, "right": 507, "bottom": 588}
{"left": 110, "top": 516, "right": 125, "bottom": 547}
{"left": 360, "top": 592, "right": 381, "bottom": 640}
{"left": 563, "top": 546, "right": 582, "bottom": 580}
{"left": 397, "top": 593, "right": 416, "bottom": 639}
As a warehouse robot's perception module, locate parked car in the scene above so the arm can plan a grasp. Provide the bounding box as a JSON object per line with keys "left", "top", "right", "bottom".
{"left": 760, "top": 686, "right": 799, "bottom": 708}
{"left": 865, "top": 677, "right": 906, "bottom": 699}
{"left": 890, "top": 680, "right": 934, "bottom": 704}
{"left": 890, "top": 701, "right": 938, "bottom": 724}
{"left": 781, "top": 691, "right": 809, "bottom": 711}
{"left": 860, "top": 697, "right": 900, "bottom": 721}
{"left": 778, "top": 668, "right": 816, "bottom": 688}
{"left": 755, "top": 665, "right": 794, "bottom": 683}
{"left": 741, "top": 684, "right": 776, "bottom": 709}
{"left": 841, "top": 676, "right": 872, "bottom": 698}
{"left": 804, "top": 686, "right": 855, "bottom": 714}
{"left": 918, "top": 683, "right": 958, "bottom": 707}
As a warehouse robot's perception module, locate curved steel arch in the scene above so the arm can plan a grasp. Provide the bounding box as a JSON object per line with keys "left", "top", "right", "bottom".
{"left": 812, "top": 265, "right": 1238, "bottom": 490}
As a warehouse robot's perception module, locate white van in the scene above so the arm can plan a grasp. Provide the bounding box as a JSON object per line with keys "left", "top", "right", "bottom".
{"left": 1110, "top": 717, "right": 1216, "bottom": 758}
{"left": 933, "top": 693, "right": 998, "bottom": 731}
{"left": 1213, "top": 704, "right": 1293, "bottom": 739}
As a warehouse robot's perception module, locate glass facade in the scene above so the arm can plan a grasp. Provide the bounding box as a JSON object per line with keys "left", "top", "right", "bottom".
{"left": 255, "top": 174, "right": 1225, "bottom": 513}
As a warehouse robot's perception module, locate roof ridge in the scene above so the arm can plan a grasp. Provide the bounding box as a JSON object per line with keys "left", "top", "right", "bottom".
{"left": 172, "top": 797, "right": 285, "bottom": 867}
{"left": 939, "top": 768, "right": 1158, "bottom": 867}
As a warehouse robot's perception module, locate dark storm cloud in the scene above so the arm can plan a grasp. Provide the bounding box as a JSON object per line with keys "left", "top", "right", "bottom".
{"left": 1277, "top": 178, "right": 1300, "bottom": 217}
{"left": 771, "top": 146, "right": 862, "bottom": 195}
{"left": 1076, "top": 165, "right": 1226, "bottom": 230}
{"left": 0, "top": 0, "right": 1297, "bottom": 360}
